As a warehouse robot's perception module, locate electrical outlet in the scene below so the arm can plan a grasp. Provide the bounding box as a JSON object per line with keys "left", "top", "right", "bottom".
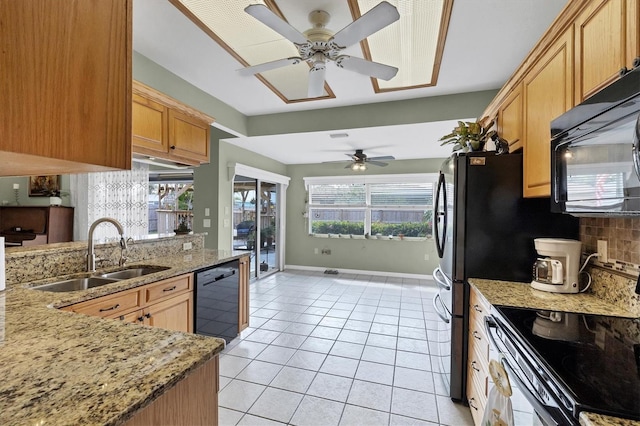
{"left": 314, "top": 248, "right": 319, "bottom": 254}
{"left": 183, "top": 242, "right": 193, "bottom": 251}
{"left": 597, "top": 240, "right": 608, "bottom": 262}
{"left": 204, "top": 208, "right": 210, "bottom": 216}
{"left": 203, "top": 219, "right": 211, "bottom": 228}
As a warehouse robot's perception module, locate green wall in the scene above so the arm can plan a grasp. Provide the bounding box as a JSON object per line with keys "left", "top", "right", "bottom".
{"left": 285, "top": 158, "right": 445, "bottom": 276}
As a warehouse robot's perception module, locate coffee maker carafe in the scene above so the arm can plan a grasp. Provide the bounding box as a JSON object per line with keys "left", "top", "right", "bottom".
{"left": 531, "top": 238, "right": 582, "bottom": 293}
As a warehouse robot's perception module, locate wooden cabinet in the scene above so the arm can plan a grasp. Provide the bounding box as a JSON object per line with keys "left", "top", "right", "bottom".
{"left": 125, "top": 354, "right": 219, "bottom": 426}
{"left": 522, "top": 28, "right": 574, "bottom": 198}
{"left": 467, "top": 286, "right": 491, "bottom": 426}
{"left": 63, "top": 273, "right": 194, "bottom": 333}
{"left": 0, "top": 0, "right": 132, "bottom": 176}
{"left": 574, "top": 0, "right": 639, "bottom": 103}
{"left": 0, "top": 206, "right": 74, "bottom": 246}
{"left": 497, "top": 83, "right": 523, "bottom": 152}
{"left": 132, "top": 81, "right": 214, "bottom": 166}
{"left": 238, "top": 256, "right": 250, "bottom": 332}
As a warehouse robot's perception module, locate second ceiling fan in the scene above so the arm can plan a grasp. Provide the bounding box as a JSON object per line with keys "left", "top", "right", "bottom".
{"left": 238, "top": 1, "right": 400, "bottom": 98}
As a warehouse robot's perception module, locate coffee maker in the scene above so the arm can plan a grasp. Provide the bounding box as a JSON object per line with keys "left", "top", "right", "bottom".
{"left": 531, "top": 238, "right": 582, "bottom": 293}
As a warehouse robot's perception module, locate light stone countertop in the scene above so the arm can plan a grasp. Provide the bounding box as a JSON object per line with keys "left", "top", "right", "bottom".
{"left": 0, "top": 248, "right": 247, "bottom": 426}
{"left": 469, "top": 278, "right": 640, "bottom": 426}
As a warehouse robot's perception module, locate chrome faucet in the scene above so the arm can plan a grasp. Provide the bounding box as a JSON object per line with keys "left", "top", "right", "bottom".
{"left": 87, "top": 217, "right": 128, "bottom": 272}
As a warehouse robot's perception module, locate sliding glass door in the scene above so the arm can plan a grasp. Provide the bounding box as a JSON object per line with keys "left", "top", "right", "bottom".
{"left": 233, "top": 176, "right": 280, "bottom": 278}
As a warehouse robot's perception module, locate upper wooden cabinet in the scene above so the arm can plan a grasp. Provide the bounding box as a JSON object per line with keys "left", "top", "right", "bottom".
{"left": 0, "top": 0, "right": 132, "bottom": 176}
{"left": 497, "top": 83, "right": 523, "bottom": 153}
{"left": 574, "top": 0, "right": 640, "bottom": 103}
{"left": 132, "top": 81, "right": 214, "bottom": 166}
{"left": 481, "top": 0, "right": 639, "bottom": 197}
{"left": 523, "top": 29, "right": 574, "bottom": 198}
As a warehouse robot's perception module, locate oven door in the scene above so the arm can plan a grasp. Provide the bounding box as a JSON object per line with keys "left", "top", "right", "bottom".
{"left": 485, "top": 316, "right": 577, "bottom": 426}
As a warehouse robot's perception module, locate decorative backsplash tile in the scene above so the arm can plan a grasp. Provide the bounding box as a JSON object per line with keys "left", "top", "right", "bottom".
{"left": 580, "top": 217, "right": 640, "bottom": 271}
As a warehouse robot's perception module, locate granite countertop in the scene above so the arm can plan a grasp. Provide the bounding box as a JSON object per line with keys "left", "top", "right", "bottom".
{"left": 0, "top": 248, "right": 246, "bottom": 426}
{"left": 469, "top": 278, "right": 640, "bottom": 426}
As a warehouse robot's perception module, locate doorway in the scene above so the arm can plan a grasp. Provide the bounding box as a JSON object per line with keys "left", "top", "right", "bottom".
{"left": 233, "top": 176, "right": 280, "bottom": 278}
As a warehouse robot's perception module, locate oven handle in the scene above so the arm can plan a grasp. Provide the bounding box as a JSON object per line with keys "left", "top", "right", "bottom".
{"left": 500, "top": 357, "right": 570, "bottom": 426}
{"left": 433, "top": 267, "right": 451, "bottom": 291}
{"left": 432, "top": 293, "right": 450, "bottom": 324}
{"left": 485, "top": 316, "right": 577, "bottom": 426}
{"left": 633, "top": 113, "right": 640, "bottom": 181}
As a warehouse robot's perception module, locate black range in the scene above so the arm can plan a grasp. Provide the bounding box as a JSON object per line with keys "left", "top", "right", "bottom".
{"left": 488, "top": 306, "right": 640, "bottom": 424}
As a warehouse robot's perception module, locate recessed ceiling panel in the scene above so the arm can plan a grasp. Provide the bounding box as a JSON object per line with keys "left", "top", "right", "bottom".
{"left": 170, "top": 0, "right": 332, "bottom": 102}
{"left": 352, "top": 0, "right": 452, "bottom": 92}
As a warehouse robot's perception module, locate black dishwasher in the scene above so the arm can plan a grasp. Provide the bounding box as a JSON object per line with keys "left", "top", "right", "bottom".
{"left": 194, "top": 260, "right": 239, "bottom": 343}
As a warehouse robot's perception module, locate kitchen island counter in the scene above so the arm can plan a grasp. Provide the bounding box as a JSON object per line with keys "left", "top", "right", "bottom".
{"left": 469, "top": 278, "right": 640, "bottom": 426}
{"left": 0, "top": 248, "right": 243, "bottom": 426}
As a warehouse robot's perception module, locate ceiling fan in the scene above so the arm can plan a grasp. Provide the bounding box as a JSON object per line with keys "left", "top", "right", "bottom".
{"left": 339, "top": 149, "right": 395, "bottom": 170}
{"left": 238, "top": 1, "right": 400, "bottom": 98}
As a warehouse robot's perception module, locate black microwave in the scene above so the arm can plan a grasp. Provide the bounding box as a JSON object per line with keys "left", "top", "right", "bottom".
{"left": 551, "top": 66, "right": 640, "bottom": 216}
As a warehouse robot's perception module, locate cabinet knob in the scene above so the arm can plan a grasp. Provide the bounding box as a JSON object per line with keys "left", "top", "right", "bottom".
{"left": 468, "top": 397, "right": 478, "bottom": 410}
{"left": 633, "top": 57, "right": 640, "bottom": 69}
{"left": 619, "top": 67, "right": 629, "bottom": 77}
{"left": 145, "top": 313, "right": 152, "bottom": 319}
{"left": 170, "top": 145, "right": 176, "bottom": 150}
{"left": 137, "top": 316, "right": 144, "bottom": 322}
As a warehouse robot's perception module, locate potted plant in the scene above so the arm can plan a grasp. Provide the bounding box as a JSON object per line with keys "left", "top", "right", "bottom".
{"left": 262, "top": 225, "right": 275, "bottom": 246}
{"left": 174, "top": 217, "right": 191, "bottom": 234}
{"left": 439, "top": 117, "right": 496, "bottom": 152}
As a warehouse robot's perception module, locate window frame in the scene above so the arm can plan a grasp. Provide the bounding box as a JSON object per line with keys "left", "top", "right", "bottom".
{"left": 304, "top": 173, "right": 438, "bottom": 240}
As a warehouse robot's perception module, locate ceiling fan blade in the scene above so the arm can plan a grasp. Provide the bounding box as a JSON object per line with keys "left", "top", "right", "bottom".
{"left": 244, "top": 4, "right": 308, "bottom": 45}
{"left": 367, "top": 155, "right": 395, "bottom": 161}
{"left": 368, "top": 160, "right": 389, "bottom": 167}
{"left": 335, "top": 55, "right": 398, "bottom": 80}
{"left": 238, "top": 57, "right": 302, "bottom": 76}
{"left": 308, "top": 63, "right": 326, "bottom": 98}
{"left": 331, "top": 1, "right": 400, "bottom": 48}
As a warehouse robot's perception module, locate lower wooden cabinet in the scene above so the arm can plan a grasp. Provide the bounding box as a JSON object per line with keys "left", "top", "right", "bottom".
{"left": 467, "top": 286, "right": 491, "bottom": 426}
{"left": 125, "top": 354, "right": 219, "bottom": 426}
{"left": 238, "top": 256, "right": 250, "bottom": 332}
{"left": 63, "top": 273, "right": 193, "bottom": 333}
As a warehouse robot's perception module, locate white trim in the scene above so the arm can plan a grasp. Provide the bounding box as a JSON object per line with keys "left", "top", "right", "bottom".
{"left": 303, "top": 173, "right": 438, "bottom": 189}
{"left": 284, "top": 264, "right": 436, "bottom": 284}
{"left": 229, "top": 163, "right": 291, "bottom": 185}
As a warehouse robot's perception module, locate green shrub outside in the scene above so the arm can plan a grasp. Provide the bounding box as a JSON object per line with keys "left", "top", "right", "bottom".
{"left": 311, "top": 221, "right": 431, "bottom": 237}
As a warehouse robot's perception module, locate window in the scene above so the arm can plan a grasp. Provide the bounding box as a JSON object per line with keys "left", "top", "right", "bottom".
{"left": 304, "top": 174, "right": 437, "bottom": 239}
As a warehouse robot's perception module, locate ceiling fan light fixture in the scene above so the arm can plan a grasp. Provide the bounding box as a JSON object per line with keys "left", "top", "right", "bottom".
{"left": 351, "top": 162, "right": 367, "bottom": 171}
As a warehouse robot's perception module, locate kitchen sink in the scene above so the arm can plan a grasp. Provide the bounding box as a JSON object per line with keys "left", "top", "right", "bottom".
{"left": 31, "top": 277, "right": 120, "bottom": 293}
{"left": 97, "top": 266, "right": 170, "bottom": 280}
{"left": 30, "top": 266, "right": 171, "bottom": 292}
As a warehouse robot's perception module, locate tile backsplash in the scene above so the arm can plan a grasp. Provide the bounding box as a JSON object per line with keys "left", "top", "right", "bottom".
{"left": 580, "top": 217, "right": 640, "bottom": 276}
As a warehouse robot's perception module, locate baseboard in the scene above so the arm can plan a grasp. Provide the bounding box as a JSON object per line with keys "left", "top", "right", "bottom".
{"left": 284, "top": 264, "right": 433, "bottom": 281}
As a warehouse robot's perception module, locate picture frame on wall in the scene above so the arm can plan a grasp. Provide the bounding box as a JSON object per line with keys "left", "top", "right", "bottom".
{"left": 29, "top": 175, "right": 61, "bottom": 197}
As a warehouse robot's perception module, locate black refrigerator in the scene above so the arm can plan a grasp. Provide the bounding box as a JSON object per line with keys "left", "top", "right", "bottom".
{"left": 431, "top": 152, "right": 579, "bottom": 402}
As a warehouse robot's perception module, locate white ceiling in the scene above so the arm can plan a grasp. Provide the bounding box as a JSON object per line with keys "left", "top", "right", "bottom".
{"left": 133, "top": 0, "right": 567, "bottom": 164}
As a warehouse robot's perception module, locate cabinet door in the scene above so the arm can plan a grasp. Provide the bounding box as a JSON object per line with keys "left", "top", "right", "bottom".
{"left": 0, "top": 0, "right": 131, "bottom": 175}
{"left": 523, "top": 29, "right": 574, "bottom": 198}
{"left": 627, "top": 0, "right": 640, "bottom": 70}
{"left": 574, "top": 0, "right": 628, "bottom": 103}
{"left": 168, "top": 109, "right": 210, "bottom": 164}
{"left": 238, "top": 256, "right": 250, "bottom": 332}
{"left": 132, "top": 93, "right": 169, "bottom": 154}
{"left": 497, "top": 84, "right": 523, "bottom": 152}
{"left": 144, "top": 292, "right": 193, "bottom": 333}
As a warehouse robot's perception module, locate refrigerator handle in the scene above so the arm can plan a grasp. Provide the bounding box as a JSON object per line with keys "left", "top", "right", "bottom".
{"left": 434, "top": 172, "right": 447, "bottom": 259}
{"left": 433, "top": 267, "right": 451, "bottom": 291}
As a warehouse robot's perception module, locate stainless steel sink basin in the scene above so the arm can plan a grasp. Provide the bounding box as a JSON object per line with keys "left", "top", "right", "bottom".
{"left": 30, "top": 266, "right": 171, "bottom": 292}
{"left": 31, "top": 277, "right": 120, "bottom": 292}
{"left": 97, "top": 266, "right": 170, "bottom": 280}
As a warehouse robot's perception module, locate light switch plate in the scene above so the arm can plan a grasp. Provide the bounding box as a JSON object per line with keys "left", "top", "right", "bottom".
{"left": 182, "top": 242, "right": 193, "bottom": 251}
{"left": 204, "top": 208, "right": 210, "bottom": 216}
{"left": 203, "top": 219, "right": 211, "bottom": 228}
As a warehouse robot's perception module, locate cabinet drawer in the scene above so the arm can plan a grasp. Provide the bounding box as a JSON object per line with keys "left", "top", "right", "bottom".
{"left": 70, "top": 289, "right": 141, "bottom": 318}
{"left": 469, "top": 288, "right": 490, "bottom": 319}
{"left": 144, "top": 273, "right": 192, "bottom": 304}
{"left": 467, "top": 367, "right": 487, "bottom": 426}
